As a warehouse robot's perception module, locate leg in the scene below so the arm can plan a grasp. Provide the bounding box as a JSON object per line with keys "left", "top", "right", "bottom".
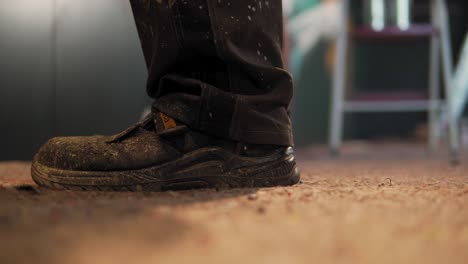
{"left": 131, "top": 0, "right": 293, "bottom": 146}
{"left": 31, "top": 0, "right": 300, "bottom": 191}
{"left": 129, "top": 0, "right": 158, "bottom": 70}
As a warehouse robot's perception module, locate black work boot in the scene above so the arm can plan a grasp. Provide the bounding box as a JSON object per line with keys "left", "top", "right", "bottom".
{"left": 31, "top": 111, "right": 300, "bottom": 191}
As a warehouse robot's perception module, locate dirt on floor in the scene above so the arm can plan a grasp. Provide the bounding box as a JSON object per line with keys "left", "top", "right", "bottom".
{"left": 0, "top": 144, "right": 467, "bottom": 264}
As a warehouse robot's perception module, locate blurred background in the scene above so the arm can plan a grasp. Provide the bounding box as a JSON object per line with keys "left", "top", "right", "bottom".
{"left": 0, "top": 0, "right": 467, "bottom": 160}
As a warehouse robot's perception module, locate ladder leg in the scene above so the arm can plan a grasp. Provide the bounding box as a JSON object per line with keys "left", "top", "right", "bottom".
{"left": 428, "top": 1, "right": 441, "bottom": 153}
{"left": 329, "top": 0, "right": 349, "bottom": 155}
{"left": 437, "top": 0, "right": 460, "bottom": 163}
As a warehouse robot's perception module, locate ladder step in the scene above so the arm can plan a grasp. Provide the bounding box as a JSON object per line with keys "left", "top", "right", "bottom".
{"left": 343, "top": 100, "right": 440, "bottom": 112}
{"left": 352, "top": 24, "right": 437, "bottom": 40}
{"left": 349, "top": 91, "right": 428, "bottom": 101}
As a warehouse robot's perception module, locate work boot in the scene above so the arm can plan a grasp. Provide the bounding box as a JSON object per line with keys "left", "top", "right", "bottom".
{"left": 31, "top": 111, "right": 300, "bottom": 191}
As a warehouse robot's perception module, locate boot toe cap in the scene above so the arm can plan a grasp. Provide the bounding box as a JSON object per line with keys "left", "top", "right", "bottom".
{"left": 35, "top": 136, "right": 110, "bottom": 171}
{"left": 34, "top": 132, "right": 179, "bottom": 171}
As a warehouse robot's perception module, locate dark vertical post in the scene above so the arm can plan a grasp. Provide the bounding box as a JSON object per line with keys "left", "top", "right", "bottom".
{"left": 51, "top": 0, "right": 58, "bottom": 136}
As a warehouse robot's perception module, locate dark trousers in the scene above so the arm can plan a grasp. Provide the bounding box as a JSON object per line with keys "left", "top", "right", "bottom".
{"left": 130, "top": 0, "right": 294, "bottom": 146}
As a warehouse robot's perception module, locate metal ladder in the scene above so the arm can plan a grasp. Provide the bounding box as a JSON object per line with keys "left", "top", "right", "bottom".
{"left": 329, "top": 0, "right": 460, "bottom": 162}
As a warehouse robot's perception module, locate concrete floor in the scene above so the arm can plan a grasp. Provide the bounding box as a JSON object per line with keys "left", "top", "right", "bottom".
{"left": 0, "top": 143, "right": 467, "bottom": 264}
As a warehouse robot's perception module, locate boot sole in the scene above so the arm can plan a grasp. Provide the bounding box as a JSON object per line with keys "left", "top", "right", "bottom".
{"left": 31, "top": 147, "right": 300, "bottom": 192}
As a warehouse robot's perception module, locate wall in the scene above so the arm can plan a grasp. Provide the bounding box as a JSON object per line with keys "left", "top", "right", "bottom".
{"left": 0, "top": 0, "right": 148, "bottom": 160}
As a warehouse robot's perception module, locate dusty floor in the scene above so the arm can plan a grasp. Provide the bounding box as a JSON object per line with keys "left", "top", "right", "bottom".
{"left": 0, "top": 143, "right": 467, "bottom": 264}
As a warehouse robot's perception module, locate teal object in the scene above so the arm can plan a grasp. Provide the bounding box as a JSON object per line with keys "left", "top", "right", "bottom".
{"left": 288, "top": 0, "right": 322, "bottom": 78}
{"left": 292, "top": 41, "right": 332, "bottom": 146}
{"left": 453, "top": 33, "right": 468, "bottom": 120}
{"left": 291, "top": 0, "right": 320, "bottom": 17}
